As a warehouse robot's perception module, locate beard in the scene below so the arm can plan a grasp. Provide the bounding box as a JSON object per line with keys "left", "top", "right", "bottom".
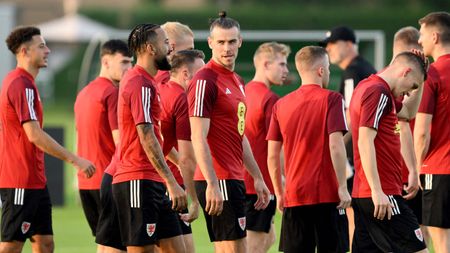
{"left": 155, "top": 55, "right": 171, "bottom": 71}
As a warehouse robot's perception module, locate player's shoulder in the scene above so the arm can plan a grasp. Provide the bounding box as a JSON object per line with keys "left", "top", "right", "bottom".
{"left": 192, "top": 66, "right": 218, "bottom": 83}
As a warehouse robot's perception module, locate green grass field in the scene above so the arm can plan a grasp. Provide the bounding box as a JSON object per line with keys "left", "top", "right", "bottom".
{"left": 18, "top": 205, "right": 283, "bottom": 253}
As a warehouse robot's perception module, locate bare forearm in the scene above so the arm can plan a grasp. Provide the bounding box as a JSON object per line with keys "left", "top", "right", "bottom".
{"left": 137, "top": 124, "right": 177, "bottom": 184}
{"left": 329, "top": 136, "right": 348, "bottom": 189}
{"left": 191, "top": 137, "right": 218, "bottom": 184}
{"left": 414, "top": 131, "right": 430, "bottom": 168}
{"left": 167, "top": 148, "right": 179, "bottom": 166}
{"left": 179, "top": 156, "right": 199, "bottom": 202}
{"left": 401, "top": 84, "right": 424, "bottom": 119}
{"left": 399, "top": 122, "right": 417, "bottom": 174}
{"left": 358, "top": 131, "right": 382, "bottom": 192}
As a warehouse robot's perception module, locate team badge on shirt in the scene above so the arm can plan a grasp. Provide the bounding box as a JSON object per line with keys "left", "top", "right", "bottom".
{"left": 146, "top": 223, "right": 156, "bottom": 237}
{"left": 238, "top": 217, "right": 246, "bottom": 231}
{"left": 394, "top": 123, "right": 401, "bottom": 135}
{"left": 21, "top": 222, "right": 31, "bottom": 234}
{"left": 414, "top": 228, "right": 424, "bottom": 242}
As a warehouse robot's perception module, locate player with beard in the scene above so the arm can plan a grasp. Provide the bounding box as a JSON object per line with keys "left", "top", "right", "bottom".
{"left": 112, "top": 23, "right": 187, "bottom": 253}
{"left": 74, "top": 39, "right": 132, "bottom": 253}
{"left": 0, "top": 26, "right": 95, "bottom": 253}
{"left": 155, "top": 22, "right": 195, "bottom": 85}
{"left": 187, "top": 12, "right": 270, "bottom": 253}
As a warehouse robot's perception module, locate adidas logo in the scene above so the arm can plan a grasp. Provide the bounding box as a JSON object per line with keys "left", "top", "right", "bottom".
{"left": 225, "top": 88, "right": 232, "bottom": 94}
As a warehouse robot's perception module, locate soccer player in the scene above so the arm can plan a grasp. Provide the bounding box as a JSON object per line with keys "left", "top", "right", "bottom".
{"left": 415, "top": 11, "right": 450, "bottom": 253}
{"left": 155, "top": 22, "right": 195, "bottom": 85}
{"left": 74, "top": 39, "right": 132, "bottom": 253}
{"left": 320, "top": 25, "right": 377, "bottom": 245}
{"left": 158, "top": 49, "right": 206, "bottom": 253}
{"left": 0, "top": 26, "right": 95, "bottom": 253}
{"left": 187, "top": 12, "right": 270, "bottom": 253}
{"left": 244, "top": 42, "right": 290, "bottom": 253}
{"left": 349, "top": 50, "right": 428, "bottom": 252}
{"left": 112, "top": 23, "right": 187, "bottom": 253}
{"left": 267, "top": 46, "right": 351, "bottom": 253}
{"left": 391, "top": 26, "right": 431, "bottom": 245}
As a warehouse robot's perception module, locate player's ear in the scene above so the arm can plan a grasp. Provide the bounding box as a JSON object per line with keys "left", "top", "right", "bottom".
{"left": 402, "top": 67, "right": 412, "bottom": 77}
{"left": 207, "top": 37, "right": 213, "bottom": 49}
{"left": 238, "top": 36, "right": 243, "bottom": 48}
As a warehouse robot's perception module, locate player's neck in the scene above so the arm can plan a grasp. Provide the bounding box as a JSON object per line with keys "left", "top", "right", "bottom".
{"left": 300, "top": 76, "right": 323, "bottom": 87}
{"left": 136, "top": 58, "right": 158, "bottom": 77}
{"left": 252, "top": 73, "right": 270, "bottom": 88}
{"left": 169, "top": 76, "right": 187, "bottom": 91}
{"left": 16, "top": 61, "right": 39, "bottom": 79}
{"left": 432, "top": 45, "right": 450, "bottom": 61}
{"left": 98, "top": 69, "right": 118, "bottom": 86}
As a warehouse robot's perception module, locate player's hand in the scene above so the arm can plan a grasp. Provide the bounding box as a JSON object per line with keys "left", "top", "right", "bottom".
{"left": 371, "top": 191, "right": 394, "bottom": 220}
{"left": 337, "top": 186, "right": 352, "bottom": 209}
{"left": 167, "top": 183, "right": 187, "bottom": 212}
{"left": 74, "top": 157, "right": 96, "bottom": 178}
{"left": 410, "top": 49, "right": 430, "bottom": 72}
{"left": 275, "top": 193, "right": 284, "bottom": 213}
{"left": 254, "top": 178, "right": 270, "bottom": 210}
{"left": 205, "top": 182, "right": 223, "bottom": 216}
{"left": 403, "top": 171, "right": 419, "bottom": 200}
{"left": 180, "top": 200, "right": 200, "bottom": 223}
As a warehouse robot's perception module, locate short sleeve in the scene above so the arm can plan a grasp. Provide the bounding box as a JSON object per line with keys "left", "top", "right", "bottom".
{"left": 129, "top": 78, "right": 154, "bottom": 125}
{"left": 263, "top": 92, "right": 279, "bottom": 132}
{"left": 327, "top": 92, "right": 348, "bottom": 134}
{"left": 418, "top": 68, "right": 438, "bottom": 115}
{"left": 266, "top": 102, "right": 283, "bottom": 141}
{"left": 7, "top": 78, "right": 38, "bottom": 123}
{"left": 104, "top": 86, "right": 119, "bottom": 130}
{"left": 359, "top": 86, "right": 392, "bottom": 130}
{"left": 173, "top": 93, "right": 191, "bottom": 141}
{"left": 188, "top": 70, "right": 218, "bottom": 118}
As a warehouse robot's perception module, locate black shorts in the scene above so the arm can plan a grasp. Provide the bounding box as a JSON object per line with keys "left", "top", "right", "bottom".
{"left": 165, "top": 184, "right": 192, "bottom": 235}
{"left": 95, "top": 173, "right": 125, "bottom": 250}
{"left": 279, "top": 203, "right": 349, "bottom": 253}
{"left": 402, "top": 184, "right": 423, "bottom": 224}
{"left": 195, "top": 180, "right": 246, "bottom": 242}
{"left": 112, "top": 179, "right": 182, "bottom": 246}
{"left": 79, "top": 189, "right": 101, "bottom": 236}
{"left": 352, "top": 196, "right": 427, "bottom": 253}
{"left": 0, "top": 187, "right": 53, "bottom": 242}
{"left": 421, "top": 174, "right": 450, "bottom": 228}
{"left": 245, "top": 194, "right": 276, "bottom": 233}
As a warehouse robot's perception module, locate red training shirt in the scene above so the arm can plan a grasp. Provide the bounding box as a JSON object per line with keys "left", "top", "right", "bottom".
{"left": 0, "top": 68, "right": 46, "bottom": 189}
{"left": 266, "top": 84, "right": 348, "bottom": 207}
{"left": 155, "top": 70, "right": 170, "bottom": 85}
{"left": 350, "top": 75, "right": 403, "bottom": 198}
{"left": 113, "top": 65, "right": 163, "bottom": 184}
{"left": 417, "top": 54, "right": 450, "bottom": 175}
{"left": 244, "top": 81, "right": 278, "bottom": 194}
{"left": 188, "top": 60, "right": 246, "bottom": 181}
{"left": 159, "top": 80, "right": 191, "bottom": 185}
{"left": 74, "top": 77, "right": 118, "bottom": 189}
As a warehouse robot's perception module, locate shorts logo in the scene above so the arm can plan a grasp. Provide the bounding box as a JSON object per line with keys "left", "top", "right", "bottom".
{"left": 183, "top": 221, "right": 190, "bottom": 227}
{"left": 415, "top": 228, "right": 423, "bottom": 242}
{"left": 146, "top": 223, "right": 156, "bottom": 237}
{"left": 238, "top": 217, "right": 246, "bottom": 231}
{"left": 21, "top": 222, "right": 31, "bottom": 234}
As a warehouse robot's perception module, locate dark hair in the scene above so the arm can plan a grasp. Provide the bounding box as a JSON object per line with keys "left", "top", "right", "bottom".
{"left": 419, "top": 12, "right": 450, "bottom": 44}
{"left": 100, "top": 39, "right": 132, "bottom": 58}
{"left": 394, "top": 51, "right": 428, "bottom": 81}
{"left": 6, "top": 26, "right": 41, "bottom": 55}
{"left": 128, "top": 23, "right": 160, "bottom": 56}
{"left": 209, "top": 11, "right": 240, "bottom": 32}
{"left": 169, "top": 49, "right": 205, "bottom": 73}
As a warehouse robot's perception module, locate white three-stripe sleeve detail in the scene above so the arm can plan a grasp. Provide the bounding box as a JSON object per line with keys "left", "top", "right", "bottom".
{"left": 142, "top": 87, "right": 152, "bottom": 123}
{"left": 373, "top": 94, "right": 388, "bottom": 129}
{"left": 341, "top": 99, "right": 349, "bottom": 130}
{"left": 194, "top": 80, "right": 206, "bottom": 117}
{"left": 25, "top": 88, "right": 37, "bottom": 120}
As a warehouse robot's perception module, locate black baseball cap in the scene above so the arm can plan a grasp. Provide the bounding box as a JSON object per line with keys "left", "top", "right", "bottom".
{"left": 319, "top": 26, "right": 357, "bottom": 47}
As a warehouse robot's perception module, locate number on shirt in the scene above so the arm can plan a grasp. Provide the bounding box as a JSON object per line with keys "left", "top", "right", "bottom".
{"left": 237, "top": 102, "right": 246, "bottom": 136}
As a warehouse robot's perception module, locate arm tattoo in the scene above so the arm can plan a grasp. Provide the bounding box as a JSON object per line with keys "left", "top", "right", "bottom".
{"left": 137, "top": 123, "right": 173, "bottom": 180}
